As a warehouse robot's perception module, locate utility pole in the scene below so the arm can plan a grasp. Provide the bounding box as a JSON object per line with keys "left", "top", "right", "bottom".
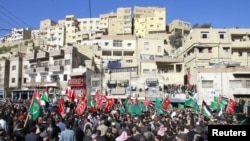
{"left": 100, "top": 58, "right": 103, "bottom": 94}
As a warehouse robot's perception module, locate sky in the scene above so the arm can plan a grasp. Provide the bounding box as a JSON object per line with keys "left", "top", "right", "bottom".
{"left": 0, "top": 0, "right": 250, "bottom": 36}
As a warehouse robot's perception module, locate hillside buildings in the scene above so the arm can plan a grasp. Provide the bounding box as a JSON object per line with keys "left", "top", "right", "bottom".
{"left": 1, "top": 6, "right": 250, "bottom": 107}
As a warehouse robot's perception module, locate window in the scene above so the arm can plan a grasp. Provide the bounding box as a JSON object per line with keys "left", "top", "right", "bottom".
{"left": 208, "top": 48, "right": 212, "bottom": 53}
{"left": 201, "top": 32, "right": 209, "bottom": 39}
{"left": 41, "top": 76, "right": 47, "bottom": 82}
{"left": 164, "top": 40, "right": 168, "bottom": 45}
{"left": 238, "top": 52, "right": 242, "bottom": 56}
{"left": 219, "top": 32, "right": 226, "bottom": 39}
{"left": 92, "top": 81, "right": 100, "bottom": 87}
{"left": 24, "top": 65, "right": 28, "bottom": 69}
{"left": 31, "top": 76, "right": 36, "bottom": 82}
{"left": 63, "top": 74, "right": 67, "bottom": 81}
{"left": 223, "top": 47, "right": 230, "bottom": 53}
{"left": 0, "top": 65, "right": 2, "bottom": 71}
{"left": 143, "top": 69, "right": 150, "bottom": 74}
{"left": 11, "top": 78, "right": 15, "bottom": 83}
{"left": 65, "top": 60, "right": 70, "bottom": 65}
{"left": 144, "top": 42, "right": 149, "bottom": 50}
{"left": 23, "top": 78, "right": 27, "bottom": 83}
{"left": 246, "top": 80, "right": 250, "bottom": 88}
{"left": 157, "top": 46, "right": 161, "bottom": 52}
{"left": 248, "top": 52, "right": 250, "bottom": 57}
{"left": 202, "top": 80, "right": 213, "bottom": 88}
{"left": 12, "top": 65, "right": 16, "bottom": 71}
{"left": 198, "top": 48, "right": 204, "bottom": 53}
{"left": 229, "top": 80, "right": 242, "bottom": 88}
{"left": 113, "top": 40, "right": 122, "bottom": 47}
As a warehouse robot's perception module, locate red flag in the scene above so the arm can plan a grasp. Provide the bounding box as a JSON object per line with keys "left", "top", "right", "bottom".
{"left": 65, "top": 88, "right": 71, "bottom": 101}
{"left": 227, "top": 98, "right": 236, "bottom": 114}
{"left": 31, "top": 90, "right": 41, "bottom": 105}
{"left": 133, "top": 97, "right": 139, "bottom": 105}
{"left": 75, "top": 97, "right": 86, "bottom": 114}
{"left": 94, "top": 91, "right": 103, "bottom": 109}
{"left": 143, "top": 99, "right": 153, "bottom": 107}
{"left": 162, "top": 98, "right": 171, "bottom": 111}
{"left": 71, "top": 89, "right": 76, "bottom": 102}
{"left": 103, "top": 98, "right": 115, "bottom": 112}
{"left": 57, "top": 98, "right": 65, "bottom": 115}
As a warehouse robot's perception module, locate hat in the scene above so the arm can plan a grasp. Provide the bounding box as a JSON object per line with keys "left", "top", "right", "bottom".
{"left": 116, "top": 131, "right": 128, "bottom": 141}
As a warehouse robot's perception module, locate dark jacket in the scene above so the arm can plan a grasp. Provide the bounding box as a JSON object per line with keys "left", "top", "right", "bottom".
{"left": 25, "top": 133, "right": 42, "bottom": 141}
{"left": 12, "top": 128, "right": 25, "bottom": 141}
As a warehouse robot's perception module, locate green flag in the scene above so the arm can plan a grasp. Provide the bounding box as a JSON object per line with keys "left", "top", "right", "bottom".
{"left": 30, "top": 98, "right": 42, "bottom": 120}
{"left": 87, "top": 94, "right": 95, "bottom": 107}
{"left": 214, "top": 96, "right": 219, "bottom": 103}
{"left": 210, "top": 101, "right": 221, "bottom": 111}
{"left": 41, "top": 93, "right": 50, "bottom": 103}
{"left": 178, "top": 104, "right": 185, "bottom": 110}
{"left": 119, "top": 105, "right": 126, "bottom": 115}
{"left": 221, "top": 97, "right": 228, "bottom": 105}
{"left": 185, "top": 98, "right": 196, "bottom": 107}
{"left": 155, "top": 98, "right": 165, "bottom": 115}
{"left": 193, "top": 103, "right": 200, "bottom": 115}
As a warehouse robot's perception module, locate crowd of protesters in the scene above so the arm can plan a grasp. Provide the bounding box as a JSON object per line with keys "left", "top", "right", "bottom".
{"left": 0, "top": 97, "right": 249, "bottom": 141}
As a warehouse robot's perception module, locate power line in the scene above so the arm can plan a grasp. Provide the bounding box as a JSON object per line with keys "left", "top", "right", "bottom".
{"left": 0, "top": 5, "right": 31, "bottom": 28}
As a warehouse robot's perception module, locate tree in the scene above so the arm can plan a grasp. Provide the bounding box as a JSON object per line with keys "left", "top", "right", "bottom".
{"left": 169, "top": 31, "right": 183, "bottom": 49}
{"left": 192, "top": 23, "right": 212, "bottom": 29}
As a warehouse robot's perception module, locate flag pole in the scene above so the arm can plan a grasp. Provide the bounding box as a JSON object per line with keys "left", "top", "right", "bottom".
{"left": 24, "top": 90, "right": 36, "bottom": 128}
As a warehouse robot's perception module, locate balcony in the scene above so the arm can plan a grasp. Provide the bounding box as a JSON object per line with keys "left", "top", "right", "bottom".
{"left": 24, "top": 53, "right": 35, "bottom": 61}
{"left": 24, "top": 68, "right": 36, "bottom": 74}
{"left": 37, "top": 51, "right": 49, "bottom": 59}
{"left": 49, "top": 65, "right": 64, "bottom": 72}
{"left": 36, "top": 66, "right": 49, "bottom": 73}
{"left": 49, "top": 49, "right": 64, "bottom": 57}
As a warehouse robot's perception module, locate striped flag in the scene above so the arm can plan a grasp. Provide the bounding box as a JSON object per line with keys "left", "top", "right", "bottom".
{"left": 202, "top": 100, "right": 212, "bottom": 117}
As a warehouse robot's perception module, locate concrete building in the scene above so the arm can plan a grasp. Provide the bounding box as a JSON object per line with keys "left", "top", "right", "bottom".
{"left": 175, "top": 28, "right": 250, "bottom": 85}
{"left": 39, "top": 19, "right": 57, "bottom": 41}
{"left": 168, "top": 19, "right": 191, "bottom": 36}
{"left": 19, "top": 45, "right": 89, "bottom": 99}
{"left": 0, "top": 58, "right": 10, "bottom": 98}
{"left": 108, "top": 7, "right": 132, "bottom": 36}
{"left": 0, "top": 28, "right": 31, "bottom": 43}
{"left": 47, "top": 24, "right": 65, "bottom": 49}
{"left": 196, "top": 67, "right": 250, "bottom": 106}
{"left": 133, "top": 6, "right": 166, "bottom": 38}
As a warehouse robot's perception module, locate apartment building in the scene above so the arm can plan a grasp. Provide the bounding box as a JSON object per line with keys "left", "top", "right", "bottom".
{"left": 0, "top": 28, "right": 31, "bottom": 43}
{"left": 19, "top": 45, "right": 89, "bottom": 99}
{"left": 133, "top": 6, "right": 166, "bottom": 38}
{"left": 168, "top": 19, "right": 191, "bottom": 36}
{"left": 175, "top": 28, "right": 250, "bottom": 85}
{"left": 39, "top": 19, "right": 57, "bottom": 41}
{"left": 99, "top": 12, "right": 115, "bottom": 34}
{"left": 0, "top": 58, "right": 9, "bottom": 98}
{"left": 47, "top": 24, "right": 65, "bottom": 49}
{"left": 196, "top": 67, "right": 250, "bottom": 105}
{"left": 90, "top": 35, "right": 138, "bottom": 98}
{"left": 108, "top": 7, "right": 132, "bottom": 36}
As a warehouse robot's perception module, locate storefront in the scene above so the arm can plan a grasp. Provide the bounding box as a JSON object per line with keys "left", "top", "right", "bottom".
{"left": 12, "top": 90, "right": 35, "bottom": 101}
{"left": 0, "top": 89, "right": 4, "bottom": 98}
{"left": 68, "top": 76, "right": 86, "bottom": 97}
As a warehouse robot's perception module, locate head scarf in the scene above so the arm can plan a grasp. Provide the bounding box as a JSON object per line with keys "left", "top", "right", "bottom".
{"left": 116, "top": 131, "right": 128, "bottom": 141}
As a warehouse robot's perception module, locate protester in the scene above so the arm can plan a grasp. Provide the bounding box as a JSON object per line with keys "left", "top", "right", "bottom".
{"left": 0, "top": 92, "right": 248, "bottom": 141}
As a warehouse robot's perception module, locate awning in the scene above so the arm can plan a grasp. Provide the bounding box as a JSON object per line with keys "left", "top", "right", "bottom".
{"left": 233, "top": 72, "right": 250, "bottom": 74}
{"left": 70, "top": 72, "right": 85, "bottom": 76}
